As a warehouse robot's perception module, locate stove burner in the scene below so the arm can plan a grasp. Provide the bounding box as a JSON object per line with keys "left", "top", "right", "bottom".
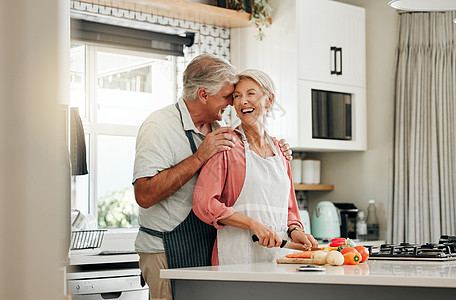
{"left": 369, "top": 235, "right": 456, "bottom": 261}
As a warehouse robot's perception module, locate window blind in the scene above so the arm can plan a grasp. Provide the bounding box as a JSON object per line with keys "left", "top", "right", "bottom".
{"left": 70, "top": 18, "right": 194, "bottom": 56}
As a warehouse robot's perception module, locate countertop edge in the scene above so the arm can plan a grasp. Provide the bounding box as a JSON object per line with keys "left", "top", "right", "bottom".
{"left": 160, "top": 262, "right": 456, "bottom": 289}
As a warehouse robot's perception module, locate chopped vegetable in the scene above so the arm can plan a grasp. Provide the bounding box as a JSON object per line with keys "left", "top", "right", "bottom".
{"left": 322, "top": 247, "right": 339, "bottom": 251}
{"left": 326, "top": 251, "right": 344, "bottom": 266}
{"left": 329, "top": 238, "right": 346, "bottom": 247}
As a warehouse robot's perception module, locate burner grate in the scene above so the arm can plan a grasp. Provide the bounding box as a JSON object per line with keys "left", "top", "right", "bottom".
{"left": 369, "top": 235, "right": 456, "bottom": 261}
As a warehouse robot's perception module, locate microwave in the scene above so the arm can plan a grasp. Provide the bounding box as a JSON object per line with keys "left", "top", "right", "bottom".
{"left": 297, "top": 80, "right": 366, "bottom": 151}
{"left": 312, "top": 89, "right": 352, "bottom": 140}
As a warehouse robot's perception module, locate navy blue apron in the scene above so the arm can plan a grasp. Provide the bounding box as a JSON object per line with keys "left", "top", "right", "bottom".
{"left": 139, "top": 102, "right": 217, "bottom": 299}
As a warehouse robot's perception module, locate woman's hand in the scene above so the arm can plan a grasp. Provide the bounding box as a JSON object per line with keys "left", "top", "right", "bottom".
{"left": 249, "top": 221, "right": 282, "bottom": 248}
{"left": 218, "top": 213, "right": 282, "bottom": 248}
{"left": 289, "top": 226, "right": 319, "bottom": 248}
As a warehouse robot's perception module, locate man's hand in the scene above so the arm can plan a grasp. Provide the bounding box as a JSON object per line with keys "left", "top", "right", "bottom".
{"left": 195, "top": 127, "right": 235, "bottom": 164}
{"left": 134, "top": 127, "right": 235, "bottom": 209}
{"left": 278, "top": 139, "right": 292, "bottom": 161}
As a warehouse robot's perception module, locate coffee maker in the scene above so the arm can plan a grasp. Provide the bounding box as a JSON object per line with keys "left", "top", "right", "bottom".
{"left": 334, "top": 203, "right": 358, "bottom": 239}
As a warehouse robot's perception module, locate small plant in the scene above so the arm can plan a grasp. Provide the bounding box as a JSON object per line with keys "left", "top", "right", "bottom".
{"left": 225, "top": 0, "right": 272, "bottom": 41}
{"left": 249, "top": 0, "right": 272, "bottom": 41}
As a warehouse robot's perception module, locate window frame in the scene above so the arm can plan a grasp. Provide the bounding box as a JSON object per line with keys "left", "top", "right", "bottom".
{"left": 72, "top": 42, "right": 178, "bottom": 229}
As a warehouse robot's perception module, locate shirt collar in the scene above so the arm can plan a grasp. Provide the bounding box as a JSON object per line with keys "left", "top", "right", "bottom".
{"left": 177, "top": 98, "right": 222, "bottom": 135}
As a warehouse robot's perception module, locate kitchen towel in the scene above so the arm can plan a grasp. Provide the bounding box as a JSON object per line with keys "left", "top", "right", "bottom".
{"left": 70, "top": 107, "right": 88, "bottom": 176}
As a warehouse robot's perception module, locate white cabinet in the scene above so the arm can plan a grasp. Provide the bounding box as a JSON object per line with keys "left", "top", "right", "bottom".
{"left": 298, "top": 0, "right": 366, "bottom": 87}
{"left": 231, "top": 0, "right": 366, "bottom": 151}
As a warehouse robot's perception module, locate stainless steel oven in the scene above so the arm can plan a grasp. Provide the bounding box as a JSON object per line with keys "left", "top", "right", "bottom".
{"left": 67, "top": 268, "right": 148, "bottom": 300}
{"left": 67, "top": 253, "right": 148, "bottom": 300}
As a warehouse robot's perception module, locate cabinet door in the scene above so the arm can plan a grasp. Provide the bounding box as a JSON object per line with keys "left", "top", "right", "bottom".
{"left": 297, "top": 80, "right": 366, "bottom": 151}
{"left": 298, "top": 0, "right": 365, "bottom": 87}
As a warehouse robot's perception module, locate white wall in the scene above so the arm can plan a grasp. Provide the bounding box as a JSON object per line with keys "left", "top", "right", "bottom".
{"left": 0, "top": 0, "right": 70, "bottom": 299}
{"left": 308, "top": 0, "right": 398, "bottom": 242}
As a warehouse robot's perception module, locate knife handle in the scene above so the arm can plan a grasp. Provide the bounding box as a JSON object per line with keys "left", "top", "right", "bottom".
{"left": 251, "top": 235, "right": 287, "bottom": 248}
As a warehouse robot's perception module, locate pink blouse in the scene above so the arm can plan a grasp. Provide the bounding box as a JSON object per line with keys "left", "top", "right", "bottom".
{"left": 192, "top": 131, "right": 303, "bottom": 265}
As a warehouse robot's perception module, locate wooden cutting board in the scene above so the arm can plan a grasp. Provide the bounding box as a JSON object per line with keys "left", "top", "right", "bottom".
{"left": 276, "top": 257, "right": 312, "bottom": 264}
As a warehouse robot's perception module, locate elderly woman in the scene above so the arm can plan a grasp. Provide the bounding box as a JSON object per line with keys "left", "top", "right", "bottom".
{"left": 193, "top": 69, "right": 318, "bottom": 265}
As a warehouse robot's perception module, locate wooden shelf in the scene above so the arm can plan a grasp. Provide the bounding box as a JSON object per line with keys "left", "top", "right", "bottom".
{"left": 79, "top": 0, "right": 252, "bottom": 28}
{"left": 294, "top": 184, "right": 334, "bottom": 191}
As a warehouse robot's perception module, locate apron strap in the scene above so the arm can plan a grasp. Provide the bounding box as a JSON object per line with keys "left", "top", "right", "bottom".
{"left": 138, "top": 226, "right": 164, "bottom": 239}
{"left": 175, "top": 102, "right": 198, "bottom": 154}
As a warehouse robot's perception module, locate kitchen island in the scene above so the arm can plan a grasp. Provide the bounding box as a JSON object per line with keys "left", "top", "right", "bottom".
{"left": 161, "top": 260, "right": 456, "bottom": 300}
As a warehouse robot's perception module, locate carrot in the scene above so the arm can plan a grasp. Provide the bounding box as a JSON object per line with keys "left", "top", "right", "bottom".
{"left": 285, "top": 251, "right": 313, "bottom": 258}
{"left": 285, "top": 249, "right": 330, "bottom": 258}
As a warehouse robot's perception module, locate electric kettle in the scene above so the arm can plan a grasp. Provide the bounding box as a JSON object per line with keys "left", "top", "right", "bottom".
{"left": 311, "top": 201, "right": 341, "bottom": 240}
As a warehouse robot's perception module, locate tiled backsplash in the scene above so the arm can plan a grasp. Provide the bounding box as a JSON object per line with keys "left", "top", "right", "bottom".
{"left": 71, "top": 0, "right": 233, "bottom": 124}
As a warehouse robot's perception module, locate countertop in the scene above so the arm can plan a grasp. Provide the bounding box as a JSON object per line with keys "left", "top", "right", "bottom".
{"left": 161, "top": 259, "right": 456, "bottom": 288}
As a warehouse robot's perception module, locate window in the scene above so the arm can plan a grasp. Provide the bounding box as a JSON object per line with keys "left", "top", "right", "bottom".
{"left": 70, "top": 43, "right": 177, "bottom": 229}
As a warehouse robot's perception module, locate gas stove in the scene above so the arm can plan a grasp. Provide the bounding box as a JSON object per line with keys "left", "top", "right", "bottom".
{"left": 368, "top": 235, "right": 456, "bottom": 261}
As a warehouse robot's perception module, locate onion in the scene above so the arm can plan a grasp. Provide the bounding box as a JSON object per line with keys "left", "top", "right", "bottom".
{"left": 326, "top": 251, "right": 344, "bottom": 266}
{"left": 311, "top": 251, "right": 328, "bottom": 265}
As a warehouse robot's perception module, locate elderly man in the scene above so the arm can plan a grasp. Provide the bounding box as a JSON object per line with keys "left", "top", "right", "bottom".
{"left": 132, "top": 54, "right": 291, "bottom": 300}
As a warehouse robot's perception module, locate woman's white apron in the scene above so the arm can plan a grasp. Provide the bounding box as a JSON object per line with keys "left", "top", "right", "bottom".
{"left": 217, "top": 128, "right": 292, "bottom": 265}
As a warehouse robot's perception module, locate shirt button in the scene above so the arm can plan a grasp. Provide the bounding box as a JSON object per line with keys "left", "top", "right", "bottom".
{"left": 205, "top": 210, "right": 208, "bottom": 214}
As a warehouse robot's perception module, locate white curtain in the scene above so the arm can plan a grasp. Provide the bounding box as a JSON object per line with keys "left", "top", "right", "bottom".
{"left": 390, "top": 11, "right": 456, "bottom": 244}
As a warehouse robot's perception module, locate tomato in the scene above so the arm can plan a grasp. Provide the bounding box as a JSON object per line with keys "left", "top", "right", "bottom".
{"left": 340, "top": 247, "right": 358, "bottom": 255}
{"left": 343, "top": 252, "right": 362, "bottom": 265}
{"left": 355, "top": 246, "right": 370, "bottom": 263}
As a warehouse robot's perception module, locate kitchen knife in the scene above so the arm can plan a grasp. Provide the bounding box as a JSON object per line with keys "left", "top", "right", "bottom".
{"left": 251, "top": 235, "right": 318, "bottom": 251}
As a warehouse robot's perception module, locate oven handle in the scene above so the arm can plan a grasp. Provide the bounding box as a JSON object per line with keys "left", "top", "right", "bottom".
{"left": 101, "top": 292, "right": 122, "bottom": 299}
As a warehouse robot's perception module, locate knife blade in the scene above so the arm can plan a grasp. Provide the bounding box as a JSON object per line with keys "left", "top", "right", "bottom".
{"left": 251, "top": 235, "right": 319, "bottom": 251}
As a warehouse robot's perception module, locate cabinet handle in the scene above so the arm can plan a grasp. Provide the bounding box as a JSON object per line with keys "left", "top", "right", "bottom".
{"left": 330, "top": 46, "right": 337, "bottom": 75}
{"left": 336, "top": 47, "right": 343, "bottom": 75}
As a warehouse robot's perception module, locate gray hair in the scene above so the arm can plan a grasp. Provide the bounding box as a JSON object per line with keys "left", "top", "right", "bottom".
{"left": 237, "top": 69, "right": 276, "bottom": 112}
{"left": 182, "top": 54, "right": 238, "bottom": 102}
{"left": 237, "top": 69, "right": 276, "bottom": 97}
